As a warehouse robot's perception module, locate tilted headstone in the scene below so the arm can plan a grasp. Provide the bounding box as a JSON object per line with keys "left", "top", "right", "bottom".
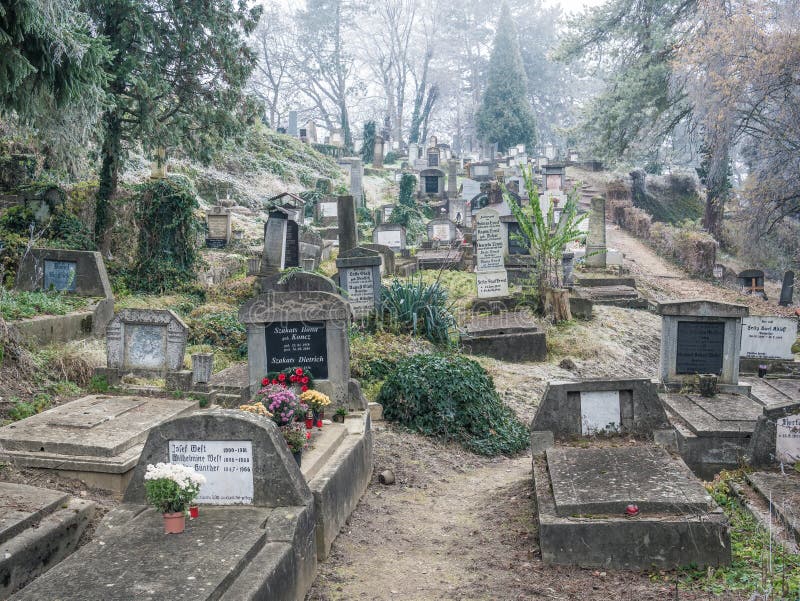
{"left": 656, "top": 300, "right": 748, "bottom": 387}
{"left": 474, "top": 207, "right": 508, "bottom": 299}
{"left": 336, "top": 247, "right": 382, "bottom": 318}
{"left": 337, "top": 195, "right": 358, "bottom": 253}
{"left": 372, "top": 223, "right": 406, "bottom": 251}
{"left": 205, "top": 206, "right": 232, "bottom": 248}
{"left": 779, "top": 270, "right": 794, "bottom": 306}
{"left": 585, "top": 197, "right": 607, "bottom": 268}
{"left": 740, "top": 316, "right": 797, "bottom": 360}
{"left": 239, "top": 291, "right": 362, "bottom": 408}
{"left": 261, "top": 207, "right": 300, "bottom": 274}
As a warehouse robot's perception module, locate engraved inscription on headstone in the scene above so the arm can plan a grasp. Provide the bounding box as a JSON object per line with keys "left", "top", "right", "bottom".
{"left": 476, "top": 271, "right": 509, "bottom": 298}
{"left": 345, "top": 267, "right": 375, "bottom": 317}
{"left": 776, "top": 413, "right": 800, "bottom": 463}
{"left": 432, "top": 223, "right": 451, "bottom": 241}
{"left": 740, "top": 316, "right": 797, "bottom": 360}
{"left": 266, "top": 321, "right": 328, "bottom": 379}
{"left": 475, "top": 210, "right": 504, "bottom": 270}
{"left": 207, "top": 215, "right": 229, "bottom": 240}
{"left": 124, "top": 324, "right": 167, "bottom": 370}
{"left": 168, "top": 440, "right": 254, "bottom": 504}
{"left": 675, "top": 321, "right": 725, "bottom": 374}
{"left": 43, "top": 260, "right": 77, "bottom": 292}
{"left": 580, "top": 390, "right": 621, "bottom": 435}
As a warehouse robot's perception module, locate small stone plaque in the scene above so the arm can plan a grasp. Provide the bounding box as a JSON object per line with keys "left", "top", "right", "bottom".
{"left": 476, "top": 270, "right": 508, "bottom": 298}
{"left": 319, "top": 202, "right": 338, "bottom": 217}
{"left": 266, "top": 321, "right": 328, "bottom": 379}
{"left": 345, "top": 267, "right": 375, "bottom": 317}
{"left": 432, "top": 223, "right": 452, "bottom": 241}
{"left": 168, "top": 440, "right": 254, "bottom": 504}
{"left": 205, "top": 238, "right": 226, "bottom": 249}
{"left": 43, "top": 260, "right": 77, "bottom": 292}
{"left": 776, "top": 413, "right": 800, "bottom": 463}
{"left": 675, "top": 321, "right": 725, "bottom": 375}
{"left": 376, "top": 229, "right": 403, "bottom": 250}
{"left": 124, "top": 324, "right": 167, "bottom": 370}
{"left": 580, "top": 390, "right": 621, "bottom": 435}
{"left": 207, "top": 215, "right": 229, "bottom": 240}
{"left": 740, "top": 316, "right": 797, "bottom": 360}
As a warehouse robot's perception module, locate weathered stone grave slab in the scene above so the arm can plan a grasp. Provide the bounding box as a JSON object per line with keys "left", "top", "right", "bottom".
{"left": 11, "top": 410, "right": 317, "bottom": 601}
{"left": 0, "top": 395, "right": 198, "bottom": 492}
{"left": 460, "top": 312, "right": 546, "bottom": 362}
{"left": 336, "top": 247, "right": 382, "bottom": 319}
{"left": 534, "top": 444, "right": 729, "bottom": 569}
{"left": 416, "top": 249, "right": 463, "bottom": 270}
{"left": 745, "top": 471, "right": 800, "bottom": 543}
{"left": 205, "top": 206, "right": 231, "bottom": 248}
{"left": 531, "top": 378, "right": 729, "bottom": 569}
{"left": 0, "top": 482, "right": 94, "bottom": 598}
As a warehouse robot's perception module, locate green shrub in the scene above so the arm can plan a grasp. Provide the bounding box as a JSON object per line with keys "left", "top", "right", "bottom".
{"left": 0, "top": 290, "right": 88, "bottom": 320}
{"left": 377, "top": 354, "right": 529, "bottom": 456}
{"left": 188, "top": 310, "right": 247, "bottom": 357}
{"left": 381, "top": 276, "right": 456, "bottom": 344}
{"left": 8, "top": 393, "right": 53, "bottom": 421}
{"left": 383, "top": 151, "right": 399, "bottom": 165}
{"left": 349, "top": 331, "right": 432, "bottom": 383}
{"left": 89, "top": 374, "right": 110, "bottom": 393}
{"left": 399, "top": 173, "right": 416, "bottom": 207}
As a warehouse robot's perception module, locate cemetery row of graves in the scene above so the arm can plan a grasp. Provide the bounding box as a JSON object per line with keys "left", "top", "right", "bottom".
{"left": 0, "top": 139, "right": 797, "bottom": 599}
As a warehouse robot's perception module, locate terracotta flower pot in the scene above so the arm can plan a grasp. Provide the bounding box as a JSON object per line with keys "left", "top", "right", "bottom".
{"left": 189, "top": 505, "right": 199, "bottom": 519}
{"left": 163, "top": 511, "right": 186, "bottom": 534}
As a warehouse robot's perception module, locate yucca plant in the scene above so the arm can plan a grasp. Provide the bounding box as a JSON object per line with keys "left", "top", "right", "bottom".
{"left": 502, "top": 165, "right": 587, "bottom": 313}
{"left": 380, "top": 275, "right": 456, "bottom": 345}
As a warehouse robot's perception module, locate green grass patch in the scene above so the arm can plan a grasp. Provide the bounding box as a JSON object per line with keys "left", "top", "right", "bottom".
{"left": 0, "top": 290, "right": 90, "bottom": 320}
{"left": 666, "top": 471, "right": 800, "bottom": 597}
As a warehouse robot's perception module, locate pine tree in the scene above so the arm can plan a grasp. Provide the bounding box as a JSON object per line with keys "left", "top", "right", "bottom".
{"left": 476, "top": 4, "right": 537, "bottom": 153}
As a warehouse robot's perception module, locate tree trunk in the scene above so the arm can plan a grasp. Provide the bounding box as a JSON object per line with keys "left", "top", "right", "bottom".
{"left": 96, "top": 110, "right": 122, "bottom": 256}
{"left": 544, "top": 287, "right": 571, "bottom": 323}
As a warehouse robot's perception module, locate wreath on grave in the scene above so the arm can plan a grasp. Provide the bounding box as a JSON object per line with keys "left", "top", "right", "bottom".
{"left": 261, "top": 367, "right": 315, "bottom": 392}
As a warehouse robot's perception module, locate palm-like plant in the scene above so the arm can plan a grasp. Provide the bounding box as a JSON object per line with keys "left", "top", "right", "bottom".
{"left": 502, "top": 165, "right": 586, "bottom": 311}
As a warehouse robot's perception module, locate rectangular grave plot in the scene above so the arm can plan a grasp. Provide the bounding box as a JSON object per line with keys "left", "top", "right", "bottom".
{"left": 266, "top": 321, "right": 328, "bottom": 379}
{"left": 124, "top": 324, "right": 167, "bottom": 370}
{"left": 43, "top": 260, "right": 77, "bottom": 292}
{"left": 169, "top": 440, "right": 254, "bottom": 504}
{"left": 675, "top": 321, "right": 725, "bottom": 375}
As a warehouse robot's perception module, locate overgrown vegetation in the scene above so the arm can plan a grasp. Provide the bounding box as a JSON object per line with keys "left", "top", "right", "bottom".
{"left": 0, "top": 290, "right": 88, "bottom": 320}
{"left": 381, "top": 276, "right": 457, "bottom": 345}
{"left": 669, "top": 471, "right": 800, "bottom": 597}
{"left": 124, "top": 176, "right": 202, "bottom": 293}
{"left": 378, "top": 353, "right": 530, "bottom": 456}
{"left": 186, "top": 309, "right": 247, "bottom": 358}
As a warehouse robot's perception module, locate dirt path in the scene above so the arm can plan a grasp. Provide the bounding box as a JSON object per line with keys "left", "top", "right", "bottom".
{"left": 609, "top": 226, "right": 793, "bottom": 315}
{"left": 307, "top": 425, "right": 743, "bottom": 601}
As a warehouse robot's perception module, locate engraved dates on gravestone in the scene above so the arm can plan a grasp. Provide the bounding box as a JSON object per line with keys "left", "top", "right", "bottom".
{"left": 675, "top": 321, "right": 725, "bottom": 375}
{"left": 168, "top": 440, "right": 254, "bottom": 504}
{"left": 345, "top": 267, "right": 375, "bottom": 316}
{"left": 44, "top": 260, "right": 77, "bottom": 292}
{"left": 740, "top": 316, "right": 797, "bottom": 360}
{"left": 266, "top": 321, "right": 328, "bottom": 379}
{"left": 776, "top": 413, "right": 800, "bottom": 463}
{"left": 476, "top": 270, "right": 509, "bottom": 298}
{"left": 125, "top": 324, "right": 167, "bottom": 370}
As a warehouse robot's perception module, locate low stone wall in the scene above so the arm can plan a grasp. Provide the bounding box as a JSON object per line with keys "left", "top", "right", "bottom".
{"left": 9, "top": 298, "right": 114, "bottom": 345}
{"left": 609, "top": 199, "right": 717, "bottom": 277}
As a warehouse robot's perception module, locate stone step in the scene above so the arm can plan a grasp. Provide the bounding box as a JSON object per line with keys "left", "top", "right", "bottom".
{"left": 300, "top": 422, "right": 348, "bottom": 482}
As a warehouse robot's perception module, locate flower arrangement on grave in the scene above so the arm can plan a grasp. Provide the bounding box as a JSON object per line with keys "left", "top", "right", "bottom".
{"left": 238, "top": 401, "right": 272, "bottom": 418}
{"left": 144, "top": 462, "right": 206, "bottom": 534}
{"left": 262, "top": 367, "right": 315, "bottom": 393}
{"left": 300, "top": 389, "right": 330, "bottom": 427}
{"left": 257, "top": 385, "right": 308, "bottom": 427}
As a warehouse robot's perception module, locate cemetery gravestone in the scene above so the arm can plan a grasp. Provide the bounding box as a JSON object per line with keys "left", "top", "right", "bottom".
{"left": 585, "top": 197, "right": 607, "bottom": 268}
{"left": 740, "top": 316, "right": 797, "bottom": 360}
{"left": 362, "top": 243, "right": 396, "bottom": 275}
{"left": 240, "top": 291, "right": 363, "bottom": 409}
{"left": 262, "top": 208, "right": 300, "bottom": 274}
{"left": 426, "top": 217, "right": 457, "bottom": 243}
{"left": 337, "top": 195, "right": 358, "bottom": 253}
{"left": 779, "top": 270, "right": 795, "bottom": 306}
{"left": 447, "top": 160, "right": 458, "bottom": 196}
{"left": 373, "top": 135, "right": 384, "bottom": 168}
{"left": 372, "top": 223, "right": 406, "bottom": 251}
{"left": 776, "top": 413, "right": 800, "bottom": 463}
{"left": 474, "top": 208, "right": 508, "bottom": 299}
{"left": 206, "top": 206, "right": 231, "bottom": 248}
{"left": 16, "top": 248, "right": 113, "bottom": 299}
{"left": 657, "top": 300, "right": 748, "bottom": 388}
{"left": 737, "top": 269, "right": 767, "bottom": 299}
{"left": 336, "top": 247, "right": 382, "bottom": 318}
{"left": 316, "top": 200, "right": 339, "bottom": 225}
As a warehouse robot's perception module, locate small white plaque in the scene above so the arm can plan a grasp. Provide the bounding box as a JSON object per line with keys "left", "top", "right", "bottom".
{"left": 376, "top": 229, "right": 403, "bottom": 249}
{"left": 319, "top": 202, "right": 338, "bottom": 217}
{"left": 776, "top": 413, "right": 800, "bottom": 463}
{"left": 740, "top": 316, "right": 797, "bottom": 360}
{"left": 476, "top": 270, "right": 509, "bottom": 298}
{"left": 580, "top": 391, "right": 621, "bottom": 435}
{"left": 168, "top": 440, "right": 254, "bottom": 505}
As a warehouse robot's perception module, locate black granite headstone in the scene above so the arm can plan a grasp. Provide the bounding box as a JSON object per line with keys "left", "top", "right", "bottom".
{"left": 779, "top": 270, "right": 794, "bottom": 307}
{"left": 507, "top": 222, "right": 530, "bottom": 255}
{"left": 205, "top": 239, "right": 226, "bottom": 249}
{"left": 284, "top": 220, "right": 299, "bottom": 268}
{"left": 675, "top": 321, "right": 725, "bottom": 375}
{"left": 265, "top": 321, "right": 328, "bottom": 379}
